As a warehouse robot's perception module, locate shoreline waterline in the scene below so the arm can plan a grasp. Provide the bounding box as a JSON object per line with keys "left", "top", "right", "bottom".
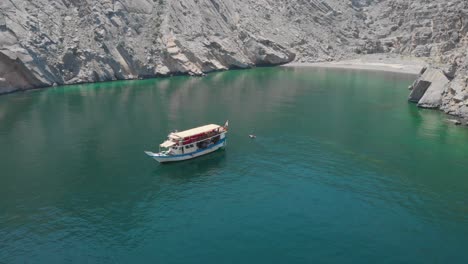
{"left": 0, "top": 55, "right": 425, "bottom": 96}
{"left": 283, "top": 61, "right": 425, "bottom": 75}
{"left": 283, "top": 55, "right": 427, "bottom": 75}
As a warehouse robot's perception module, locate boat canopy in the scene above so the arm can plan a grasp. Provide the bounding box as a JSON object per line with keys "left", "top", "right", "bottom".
{"left": 160, "top": 140, "right": 176, "bottom": 148}
{"left": 169, "top": 124, "right": 221, "bottom": 139}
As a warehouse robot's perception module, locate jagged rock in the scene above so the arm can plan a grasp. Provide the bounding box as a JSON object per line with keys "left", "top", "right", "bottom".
{"left": 155, "top": 65, "right": 170, "bottom": 76}
{"left": 245, "top": 37, "right": 296, "bottom": 65}
{"left": 409, "top": 68, "right": 450, "bottom": 109}
{"left": 412, "top": 45, "right": 431, "bottom": 57}
{"left": 443, "top": 62, "right": 458, "bottom": 80}
{"left": 409, "top": 79, "right": 431, "bottom": 103}
{"left": 440, "top": 73, "right": 468, "bottom": 117}
{"left": 447, "top": 119, "right": 462, "bottom": 125}
{"left": 0, "top": 13, "right": 6, "bottom": 30}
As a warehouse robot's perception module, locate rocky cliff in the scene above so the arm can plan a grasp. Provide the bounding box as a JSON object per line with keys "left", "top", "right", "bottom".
{"left": 363, "top": 0, "right": 468, "bottom": 121}
{"left": 0, "top": 0, "right": 356, "bottom": 93}
{"left": 1, "top": 0, "right": 467, "bottom": 119}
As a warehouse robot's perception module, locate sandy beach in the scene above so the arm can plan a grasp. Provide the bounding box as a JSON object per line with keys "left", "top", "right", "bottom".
{"left": 283, "top": 54, "right": 427, "bottom": 75}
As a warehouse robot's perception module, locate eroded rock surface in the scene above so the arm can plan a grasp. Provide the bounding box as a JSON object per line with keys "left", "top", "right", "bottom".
{"left": 0, "top": 0, "right": 375, "bottom": 93}
{"left": 409, "top": 68, "right": 450, "bottom": 109}
{"left": 359, "top": 0, "right": 468, "bottom": 119}
{"left": 1, "top": 0, "right": 468, "bottom": 119}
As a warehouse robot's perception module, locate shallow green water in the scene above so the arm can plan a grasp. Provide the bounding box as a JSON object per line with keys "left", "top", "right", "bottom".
{"left": 1, "top": 67, "right": 468, "bottom": 263}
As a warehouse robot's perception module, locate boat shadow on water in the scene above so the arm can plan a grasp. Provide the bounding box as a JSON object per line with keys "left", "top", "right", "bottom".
{"left": 151, "top": 150, "right": 227, "bottom": 180}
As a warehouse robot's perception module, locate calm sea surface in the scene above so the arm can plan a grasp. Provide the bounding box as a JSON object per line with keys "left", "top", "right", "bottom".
{"left": 1, "top": 67, "right": 468, "bottom": 263}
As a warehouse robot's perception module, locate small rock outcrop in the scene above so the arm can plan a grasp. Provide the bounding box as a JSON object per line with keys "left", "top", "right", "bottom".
{"left": 409, "top": 67, "right": 450, "bottom": 109}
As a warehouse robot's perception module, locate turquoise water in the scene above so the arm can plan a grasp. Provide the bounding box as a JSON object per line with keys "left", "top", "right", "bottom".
{"left": 1, "top": 67, "right": 468, "bottom": 263}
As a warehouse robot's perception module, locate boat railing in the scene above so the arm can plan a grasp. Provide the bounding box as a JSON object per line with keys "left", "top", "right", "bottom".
{"left": 179, "top": 131, "right": 224, "bottom": 146}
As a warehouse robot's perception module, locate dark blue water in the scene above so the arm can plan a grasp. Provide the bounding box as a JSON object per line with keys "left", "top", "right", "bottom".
{"left": 1, "top": 67, "right": 468, "bottom": 263}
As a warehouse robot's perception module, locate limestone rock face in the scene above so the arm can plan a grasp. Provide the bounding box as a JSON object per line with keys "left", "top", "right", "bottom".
{"left": 1, "top": 0, "right": 468, "bottom": 119}
{"left": 360, "top": 0, "right": 468, "bottom": 119}
{"left": 409, "top": 68, "right": 450, "bottom": 109}
{"left": 0, "top": 0, "right": 357, "bottom": 93}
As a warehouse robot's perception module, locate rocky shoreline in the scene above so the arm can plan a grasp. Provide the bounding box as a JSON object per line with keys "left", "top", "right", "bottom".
{"left": 285, "top": 54, "right": 468, "bottom": 126}
{"left": 1, "top": 0, "right": 467, "bottom": 120}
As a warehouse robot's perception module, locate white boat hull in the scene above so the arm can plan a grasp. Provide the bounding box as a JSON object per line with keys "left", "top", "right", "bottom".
{"left": 145, "top": 138, "right": 227, "bottom": 163}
